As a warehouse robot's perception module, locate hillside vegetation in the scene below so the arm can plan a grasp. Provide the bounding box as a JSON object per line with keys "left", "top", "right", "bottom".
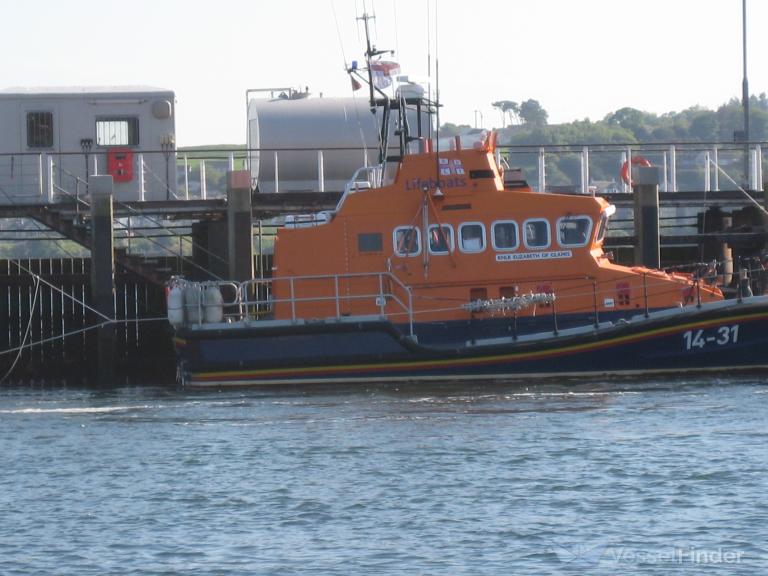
{"left": 443, "top": 95, "right": 768, "bottom": 189}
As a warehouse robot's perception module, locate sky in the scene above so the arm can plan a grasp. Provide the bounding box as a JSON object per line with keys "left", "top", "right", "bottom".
{"left": 3, "top": 0, "right": 767, "bottom": 146}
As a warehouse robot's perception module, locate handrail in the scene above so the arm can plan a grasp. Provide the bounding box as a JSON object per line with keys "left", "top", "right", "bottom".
{"left": 190, "top": 271, "right": 415, "bottom": 336}
{"left": 169, "top": 258, "right": 767, "bottom": 340}
{"left": 2, "top": 142, "right": 764, "bottom": 202}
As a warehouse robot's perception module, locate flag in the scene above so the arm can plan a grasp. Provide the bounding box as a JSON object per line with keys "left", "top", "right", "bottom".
{"left": 370, "top": 60, "right": 400, "bottom": 89}
{"left": 350, "top": 75, "right": 362, "bottom": 91}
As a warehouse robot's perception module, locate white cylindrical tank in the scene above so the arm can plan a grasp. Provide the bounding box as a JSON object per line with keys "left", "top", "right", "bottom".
{"left": 184, "top": 284, "right": 203, "bottom": 324}
{"left": 248, "top": 95, "right": 430, "bottom": 193}
{"left": 203, "top": 284, "right": 224, "bottom": 324}
{"left": 166, "top": 284, "right": 185, "bottom": 327}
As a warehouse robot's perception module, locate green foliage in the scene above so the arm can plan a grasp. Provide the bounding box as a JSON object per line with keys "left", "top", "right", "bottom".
{"left": 440, "top": 123, "right": 472, "bottom": 137}
{"left": 519, "top": 99, "right": 548, "bottom": 126}
{"left": 474, "top": 94, "right": 768, "bottom": 190}
{"left": 488, "top": 94, "right": 768, "bottom": 146}
{"left": 491, "top": 100, "right": 520, "bottom": 127}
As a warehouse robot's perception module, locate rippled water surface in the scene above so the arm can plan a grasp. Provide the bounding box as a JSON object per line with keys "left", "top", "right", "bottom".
{"left": 1, "top": 377, "right": 767, "bottom": 575}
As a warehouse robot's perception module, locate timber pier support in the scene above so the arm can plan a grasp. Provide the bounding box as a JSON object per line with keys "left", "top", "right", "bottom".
{"left": 89, "top": 176, "right": 116, "bottom": 386}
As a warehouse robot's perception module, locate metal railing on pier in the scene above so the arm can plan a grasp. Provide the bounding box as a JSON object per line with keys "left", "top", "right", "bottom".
{"left": 1, "top": 141, "right": 764, "bottom": 206}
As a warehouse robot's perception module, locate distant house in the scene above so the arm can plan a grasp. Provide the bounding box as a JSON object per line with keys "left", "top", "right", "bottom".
{"left": 0, "top": 86, "right": 176, "bottom": 203}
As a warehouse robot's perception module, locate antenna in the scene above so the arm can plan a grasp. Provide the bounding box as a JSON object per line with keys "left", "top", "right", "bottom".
{"left": 433, "top": 1, "right": 441, "bottom": 197}
{"left": 426, "top": 0, "right": 432, "bottom": 138}
{"left": 359, "top": 12, "right": 377, "bottom": 110}
{"left": 742, "top": 0, "right": 750, "bottom": 186}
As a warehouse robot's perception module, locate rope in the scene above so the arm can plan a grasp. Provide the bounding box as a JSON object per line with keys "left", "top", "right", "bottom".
{"left": 0, "top": 276, "right": 40, "bottom": 383}
{"left": 710, "top": 159, "right": 768, "bottom": 217}
{"left": 330, "top": 0, "right": 348, "bottom": 67}
{"left": 0, "top": 316, "right": 167, "bottom": 360}
{"left": 11, "top": 260, "right": 112, "bottom": 321}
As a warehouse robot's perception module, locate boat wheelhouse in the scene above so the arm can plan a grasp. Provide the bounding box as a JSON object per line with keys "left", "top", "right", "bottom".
{"left": 266, "top": 132, "right": 722, "bottom": 345}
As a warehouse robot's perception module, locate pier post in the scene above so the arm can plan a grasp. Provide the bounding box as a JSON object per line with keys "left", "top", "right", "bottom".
{"left": 633, "top": 166, "right": 661, "bottom": 269}
{"left": 699, "top": 207, "right": 733, "bottom": 286}
{"left": 227, "top": 170, "right": 254, "bottom": 282}
{"left": 89, "top": 176, "right": 116, "bottom": 386}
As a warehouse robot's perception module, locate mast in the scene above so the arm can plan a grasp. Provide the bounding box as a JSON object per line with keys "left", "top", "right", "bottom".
{"left": 360, "top": 13, "right": 377, "bottom": 112}
{"left": 358, "top": 12, "right": 391, "bottom": 166}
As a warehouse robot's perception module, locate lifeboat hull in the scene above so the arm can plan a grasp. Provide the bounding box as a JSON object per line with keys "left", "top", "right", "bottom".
{"left": 174, "top": 297, "right": 768, "bottom": 387}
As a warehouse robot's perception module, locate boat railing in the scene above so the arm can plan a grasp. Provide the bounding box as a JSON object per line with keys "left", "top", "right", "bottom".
{"left": 330, "top": 165, "right": 384, "bottom": 214}
{"left": 343, "top": 165, "right": 383, "bottom": 193}
{"left": 219, "top": 271, "right": 415, "bottom": 335}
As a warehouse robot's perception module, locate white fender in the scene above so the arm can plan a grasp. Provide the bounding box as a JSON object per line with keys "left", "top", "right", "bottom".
{"left": 203, "top": 284, "right": 224, "bottom": 324}
{"left": 184, "top": 285, "right": 203, "bottom": 324}
{"left": 166, "top": 285, "right": 185, "bottom": 327}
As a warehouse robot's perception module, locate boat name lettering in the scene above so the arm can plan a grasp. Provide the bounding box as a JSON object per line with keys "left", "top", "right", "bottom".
{"left": 405, "top": 177, "right": 467, "bottom": 191}
{"left": 683, "top": 325, "right": 739, "bottom": 351}
{"left": 495, "top": 250, "right": 573, "bottom": 262}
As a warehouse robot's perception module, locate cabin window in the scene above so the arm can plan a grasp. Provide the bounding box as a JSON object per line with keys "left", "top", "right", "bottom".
{"left": 358, "top": 232, "right": 383, "bottom": 253}
{"left": 26, "top": 111, "right": 54, "bottom": 149}
{"left": 492, "top": 220, "right": 519, "bottom": 250}
{"left": 96, "top": 117, "right": 139, "bottom": 146}
{"left": 428, "top": 224, "right": 454, "bottom": 254}
{"left": 393, "top": 226, "right": 421, "bottom": 256}
{"left": 596, "top": 212, "right": 609, "bottom": 242}
{"left": 459, "top": 223, "right": 486, "bottom": 253}
{"left": 557, "top": 216, "right": 592, "bottom": 247}
{"left": 523, "top": 219, "right": 551, "bottom": 249}
{"left": 500, "top": 286, "right": 518, "bottom": 299}
{"left": 469, "top": 287, "right": 488, "bottom": 302}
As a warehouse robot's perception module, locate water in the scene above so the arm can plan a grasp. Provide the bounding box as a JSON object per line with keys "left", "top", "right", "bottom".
{"left": 1, "top": 377, "right": 766, "bottom": 575}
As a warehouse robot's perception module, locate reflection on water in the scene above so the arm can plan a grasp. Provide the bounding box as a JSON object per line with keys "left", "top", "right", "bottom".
{"left": 1, "top": 376, "right": 766, "bottom": 574}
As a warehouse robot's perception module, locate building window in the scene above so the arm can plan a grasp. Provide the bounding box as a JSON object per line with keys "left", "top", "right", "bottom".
{"left": 96, "top": 117, "right": 139, "bottom": 146}
{"left": 459, "top": 222, "right": 486, "bottom": 253}
{"left": 393, "top": 226, "right": 421, "bottom": 256}
{"left": 358, "top": 232, "right": 383, "bottom": 253}
{"left": 492, "top": 220, "right": 519, "bottom": 250}
{"left": 26, "top": 111, "right": 54, "bottom": 149}
{"left": 558, "top": 216, "right": 592, "bottom": 247}
{"left": 428, "top": 224, "right": 453, "bottom": 254}
{"left": 523, "top": 219, "right": 550, "bottom": 249}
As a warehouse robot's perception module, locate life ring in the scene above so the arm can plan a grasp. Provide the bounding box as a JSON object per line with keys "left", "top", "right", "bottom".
{"left": 620, "top": 155, "right": 651, "bottom": 185}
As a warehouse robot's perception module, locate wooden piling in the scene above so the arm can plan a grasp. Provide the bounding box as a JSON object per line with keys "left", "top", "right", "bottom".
{"left": 227, "top": 171, "right": 254, "bottom": 282}
{"left": 633, "top": 166, "right": 661, "bottom": 269}
{"left": 89, "top": 176, "right": 116, "bottom": 386}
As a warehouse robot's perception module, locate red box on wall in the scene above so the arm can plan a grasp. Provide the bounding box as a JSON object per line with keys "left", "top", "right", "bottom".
{"left": 107, "top": 148, "right": 134, "bottom": 182}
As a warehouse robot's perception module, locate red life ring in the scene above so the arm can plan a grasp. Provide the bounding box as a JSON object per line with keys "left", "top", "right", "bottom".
{"left": 620, "top": 155, "right": 652, "bottom": 185}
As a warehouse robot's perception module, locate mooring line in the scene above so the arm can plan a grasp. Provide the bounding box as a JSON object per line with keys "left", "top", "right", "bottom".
{"left": 0, "top": 317, "right": 168, "bottom": 359}
{"left": 710, "top": 160, "right": 768, "bottom": 217}
{"left": 0, "top": 276, "right": 41, "bottom": 383}
{"left": 10, "top": 260, "right": 113, "bottom": 322}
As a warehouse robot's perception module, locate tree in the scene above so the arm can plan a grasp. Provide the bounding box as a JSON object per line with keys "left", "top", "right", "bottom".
{"left": 603, "top": 107, "right": 656, "bottom": 140}
{"left": 491, "top": 100, "right": 520, "bottom": 127}
{"left": 688, "top": 111, "right": 718, "bottom": 141}
{"left": 439, "top": 123, "right": 472, "bottom": 137}
{"left": 519, "top": 99, "right": 548, "bottom": 126}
